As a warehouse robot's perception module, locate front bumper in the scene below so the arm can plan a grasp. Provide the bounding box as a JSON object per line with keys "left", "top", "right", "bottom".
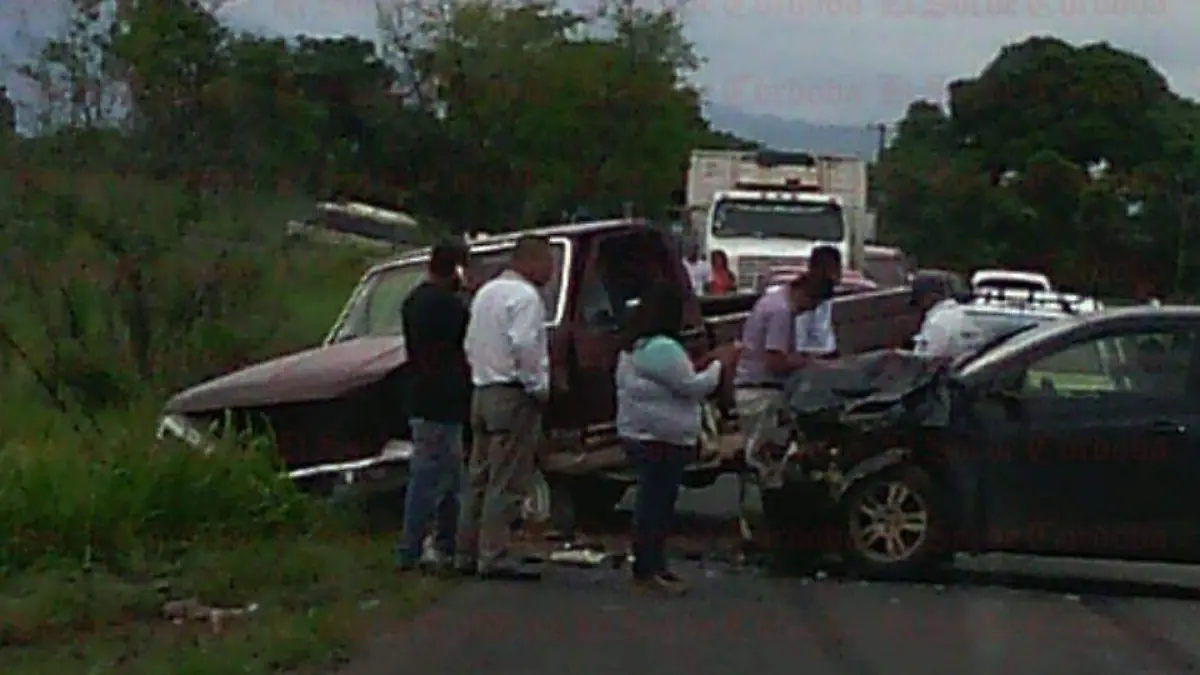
{"left": 155, "top": 413, "right": 415, "bottom": 486}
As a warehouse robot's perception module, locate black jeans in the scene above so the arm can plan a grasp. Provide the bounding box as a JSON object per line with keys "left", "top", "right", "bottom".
{"left": 624, "top": 439, "right": 688, "bottom": 579}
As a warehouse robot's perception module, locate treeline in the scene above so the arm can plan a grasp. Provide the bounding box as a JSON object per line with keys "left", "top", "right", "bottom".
{"left": 7, "top": 0, "right": 751, "bottom": 232}
{"left": 878, "top": 37, "right": 1200, "bottom": 298}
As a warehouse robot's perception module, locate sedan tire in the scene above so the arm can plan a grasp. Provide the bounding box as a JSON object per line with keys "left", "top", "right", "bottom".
{"left": 840, "top": 464, "right": 951, "bottom": 579}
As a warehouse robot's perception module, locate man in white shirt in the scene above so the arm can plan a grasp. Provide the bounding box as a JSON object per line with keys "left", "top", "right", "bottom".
{"left": 456, "top": 235, "right": 555, "bottom": 580}
{"left": 909, "top": 274, "right": 984, "bottom": 360}
{"left": 794, "top": 245, "right": 841, "bottom": 356}
{"left": 682, "top": 241, "right": 710, "bottom": 295}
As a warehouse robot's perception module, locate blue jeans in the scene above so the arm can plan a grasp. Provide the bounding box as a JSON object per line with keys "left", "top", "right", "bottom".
{"left": 625, "top": 439, "right": 688, "bottom": 579}
{"left": 397, "top": 419, "right": 464, "bottom": 567}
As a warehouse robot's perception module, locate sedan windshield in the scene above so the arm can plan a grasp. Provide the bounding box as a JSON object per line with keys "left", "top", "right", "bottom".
{"left": 711, "top": 199, "right": 844, "bottom": 240}
{"left": 329, "top": 243, "right": 566, "bottom": 343}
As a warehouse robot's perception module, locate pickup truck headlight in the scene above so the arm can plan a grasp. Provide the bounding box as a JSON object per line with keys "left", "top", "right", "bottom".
{"left": 156, "top": 414, "right": 215, "bottom": 452}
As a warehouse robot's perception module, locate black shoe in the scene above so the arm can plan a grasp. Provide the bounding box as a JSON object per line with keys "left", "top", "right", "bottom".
{"left": 479, "top": 559, "right": 543, "bottom": 581}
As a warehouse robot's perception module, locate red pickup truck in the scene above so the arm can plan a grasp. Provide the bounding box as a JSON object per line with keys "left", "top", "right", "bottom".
{"left": 157, "top": 219, "right": 931, "bottom": 530}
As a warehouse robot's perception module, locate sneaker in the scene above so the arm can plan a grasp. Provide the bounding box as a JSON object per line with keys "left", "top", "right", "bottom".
{"left": 632, "top": 574, "right": 686, "bottom": 596}
{"left": 478, "top": 556, "right": 543, "bottom": 581}
{"left": 396, "top": 560, "right": 422, "bottom": 576}
{"left": 656, "top": 572, "right": 689, "bottom": 595}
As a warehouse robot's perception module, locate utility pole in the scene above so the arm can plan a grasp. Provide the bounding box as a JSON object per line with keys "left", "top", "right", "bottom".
{"left": 866, "top": 122, "right": 888, "bottom": 239}
{"left": 870, "top": 122, "right": 887, "bottom": 159}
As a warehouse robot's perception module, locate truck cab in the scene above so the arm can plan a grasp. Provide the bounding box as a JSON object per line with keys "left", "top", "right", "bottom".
{"left": 687, "top": 149, "right": 872, "bottom": 293}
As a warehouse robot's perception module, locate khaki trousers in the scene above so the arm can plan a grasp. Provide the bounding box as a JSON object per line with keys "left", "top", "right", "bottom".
{"left": 454, "top": 385, "right": 542, "bottom": 570}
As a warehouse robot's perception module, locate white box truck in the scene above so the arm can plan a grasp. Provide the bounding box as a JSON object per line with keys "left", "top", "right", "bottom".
{"left": 685, "top": 149, "right": 876, "bottom": 292}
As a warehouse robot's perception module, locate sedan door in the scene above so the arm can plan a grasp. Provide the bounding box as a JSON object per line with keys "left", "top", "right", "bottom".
{"left": 978, "top": 323, "right": 1200, "bottom": 560}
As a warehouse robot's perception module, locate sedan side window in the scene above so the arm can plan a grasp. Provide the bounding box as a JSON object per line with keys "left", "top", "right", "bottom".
{"left": 1022, "top": 328, "right": 1196, "bottom": 399}
{"left": 1023, "top": 339, "right": 1113, "bottom": 397}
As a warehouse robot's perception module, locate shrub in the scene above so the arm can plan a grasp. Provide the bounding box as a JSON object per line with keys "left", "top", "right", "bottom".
{"left": 0, "top": 403, "right": 318, "bottom": 572}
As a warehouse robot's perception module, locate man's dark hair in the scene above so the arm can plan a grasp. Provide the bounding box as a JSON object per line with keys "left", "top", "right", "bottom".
{"left": 810, "top": 245, "right": 842, "bottom": 275}
{"left": 429, "top": 240, "right": 468, "bottom": 278}
{"left": 619, "top": 281, "right": 685, "bottom": 352}
{"left": 790, "top": 271, "right": 833, "bottom": 301}
{"left": 512, "top": 235, "right": 551, "bottom": 262}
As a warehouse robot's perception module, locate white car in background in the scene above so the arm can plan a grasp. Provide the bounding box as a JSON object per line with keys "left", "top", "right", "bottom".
{"left": 970, "top": 268, "right": 1053, "bottom": 294}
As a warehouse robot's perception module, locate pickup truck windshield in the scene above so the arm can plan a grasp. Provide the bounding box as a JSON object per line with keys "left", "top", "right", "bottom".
{"left": 711, "top": 199, "right": 844, "bottom": 241}
{"left": 329, "top": 243, "right": 566, "bottom": 343}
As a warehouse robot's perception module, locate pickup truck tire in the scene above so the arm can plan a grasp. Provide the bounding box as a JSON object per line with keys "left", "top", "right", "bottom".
{"left": 549, "top": 477, "right": 628, "bottom": 537}
{"left": 839, "top": 465, "right": 951, "bottom": 579}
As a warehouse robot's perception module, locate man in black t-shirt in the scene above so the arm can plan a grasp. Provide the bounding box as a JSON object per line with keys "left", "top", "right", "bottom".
{"left": 396, "top": 241, "right": 471, "bottom": 573}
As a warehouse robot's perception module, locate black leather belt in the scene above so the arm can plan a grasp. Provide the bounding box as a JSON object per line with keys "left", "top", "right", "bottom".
{"left": 476, "top": 381, "right": 523, "bottom": 390}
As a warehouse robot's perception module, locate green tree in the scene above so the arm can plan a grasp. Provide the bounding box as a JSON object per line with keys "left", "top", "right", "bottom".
{"left": 879, "top": 37, "right": 1199, "bottom": 294}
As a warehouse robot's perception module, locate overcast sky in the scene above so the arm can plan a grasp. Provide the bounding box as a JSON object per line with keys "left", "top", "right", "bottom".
{"left": 3, "top": 0, "right": 1195, "bottom": 125}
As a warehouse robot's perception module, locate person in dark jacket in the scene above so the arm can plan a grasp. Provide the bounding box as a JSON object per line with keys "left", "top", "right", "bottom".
{"left": 396, "top": 241, "right": 471, "bottom": 574}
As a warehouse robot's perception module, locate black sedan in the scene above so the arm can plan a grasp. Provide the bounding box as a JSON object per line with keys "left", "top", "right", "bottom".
{"left": 742, "top": 305, "right": 1200, "bottom": 577}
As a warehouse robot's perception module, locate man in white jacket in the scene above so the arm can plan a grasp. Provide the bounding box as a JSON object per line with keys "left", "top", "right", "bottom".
{"left": 910, "top": 274, "right": 985, "bottom": 360}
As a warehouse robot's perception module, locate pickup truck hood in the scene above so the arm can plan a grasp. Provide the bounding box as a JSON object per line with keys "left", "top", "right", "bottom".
{"left": 164, "top": 337, "right": 407, "bottom": 414}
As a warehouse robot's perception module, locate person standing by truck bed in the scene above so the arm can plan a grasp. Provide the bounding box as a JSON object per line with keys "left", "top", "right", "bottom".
{"left": 457, "top": 235, "right": 556, "bottom": 580}
{"left": 909, "top": 274, "right": 984, "bottom": 360}
{"left": 733, "top": 272, "right": 828, "bottom": 420}
{"left": 682, "top": 241, "right": 710, "bottom": 295}
{"left": 794, "top": 245, "right": 841, "bottom": 357}
{"left": 396, "top": 241, "right": 471, "bottom": 575}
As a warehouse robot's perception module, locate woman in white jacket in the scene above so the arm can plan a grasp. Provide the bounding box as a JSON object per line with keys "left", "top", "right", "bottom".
{"left": 615, "top": 281, "right": 741, "bottom": 594}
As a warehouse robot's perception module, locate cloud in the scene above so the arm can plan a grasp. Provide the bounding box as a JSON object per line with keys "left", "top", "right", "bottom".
{"left": 5, "top": 0, "right": 1197, "bottom": 126}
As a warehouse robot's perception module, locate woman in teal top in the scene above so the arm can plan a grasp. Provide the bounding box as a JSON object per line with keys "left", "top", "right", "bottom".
{"left": 615, "top": 281, "right": 741, "bottom": 594}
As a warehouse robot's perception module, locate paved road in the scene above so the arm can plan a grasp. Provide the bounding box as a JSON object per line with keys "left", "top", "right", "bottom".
{"left": 341, "top": 479, "right": 1200, "bottom": 675}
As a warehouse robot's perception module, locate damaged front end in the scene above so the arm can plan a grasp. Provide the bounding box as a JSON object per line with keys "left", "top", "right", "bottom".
{"left": 742, "top": 350, "right": 952, "bottom": 498}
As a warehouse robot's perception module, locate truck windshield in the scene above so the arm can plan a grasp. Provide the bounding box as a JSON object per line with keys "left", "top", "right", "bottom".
{"left": 711, "top": 199, "right": 844, "bottom": 240}
{"left": 328, "top": 243, "right": 566, "bottom": 343}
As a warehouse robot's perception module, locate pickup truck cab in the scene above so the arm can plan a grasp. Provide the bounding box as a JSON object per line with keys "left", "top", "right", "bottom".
{"left": 159, "top": 220, "right": 732, "bottom": 524}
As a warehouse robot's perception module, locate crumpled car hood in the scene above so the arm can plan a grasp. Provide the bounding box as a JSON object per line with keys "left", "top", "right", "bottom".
{"left": 744, "top": 350, "right": 952, "bottom": 488}
{"left": 782, "top": 349, "right": 951, "bottom": 428}
{"left": 164, "top": 337, "right": 408, "bottom": 414}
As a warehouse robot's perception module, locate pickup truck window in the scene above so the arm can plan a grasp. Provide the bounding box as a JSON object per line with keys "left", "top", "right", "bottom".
{"left": 581, "top": 230, "right": 677, "bottom": 328}
{"left": 332, "top": 243, "right": 566, "bottom": 342}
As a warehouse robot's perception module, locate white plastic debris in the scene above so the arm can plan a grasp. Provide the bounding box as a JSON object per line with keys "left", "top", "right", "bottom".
{"left": 550, "top": 548, "right": 611, "bottom": 567}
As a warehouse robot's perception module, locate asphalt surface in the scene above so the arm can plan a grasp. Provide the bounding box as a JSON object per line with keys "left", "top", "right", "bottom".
{"left": 340, "top": 477, "right": 1200, "bottom": 675}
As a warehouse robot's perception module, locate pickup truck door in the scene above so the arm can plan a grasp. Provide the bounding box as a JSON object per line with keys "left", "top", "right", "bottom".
{"left": 564, "top": 230, "right": 709, "bottom": 439}
{"left": 979, "top": 323, "right": 1200, "bottom": 560}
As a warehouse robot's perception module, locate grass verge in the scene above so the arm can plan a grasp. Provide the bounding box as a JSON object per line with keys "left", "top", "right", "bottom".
{"left": 3, "top": 535, "right": 447, "bottom": 675}
{"left": 0, "top": 410, "right": 448, "bottom": 674}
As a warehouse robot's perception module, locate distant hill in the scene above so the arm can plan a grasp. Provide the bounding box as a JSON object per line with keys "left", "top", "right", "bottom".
{"left": 704, "top": 103, "right": 880, "bottom": 159}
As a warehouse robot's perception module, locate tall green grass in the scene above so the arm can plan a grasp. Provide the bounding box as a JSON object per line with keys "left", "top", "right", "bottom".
{"left": 0, "top": 169, "right": 379, "bottom": 575}
{"left": 0, "top": 405, "right": 317, "bottom": 572}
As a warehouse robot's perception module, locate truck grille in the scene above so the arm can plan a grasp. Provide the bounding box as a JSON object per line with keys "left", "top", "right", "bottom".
{"left": 736, "top": 255, "right": 808, "bottom": 291}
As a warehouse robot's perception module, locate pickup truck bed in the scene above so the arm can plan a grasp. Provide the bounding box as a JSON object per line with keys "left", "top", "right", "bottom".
{"left": 700, "top": 286, "right": 924, "bottom": 357}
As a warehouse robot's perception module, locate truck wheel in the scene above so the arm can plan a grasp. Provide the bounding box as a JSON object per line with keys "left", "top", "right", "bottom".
{"left": 548, "top": 478, "right": 628, "bottom": 537}
{"left": 839, "top": 465, "right": 951, "bottom": 579}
